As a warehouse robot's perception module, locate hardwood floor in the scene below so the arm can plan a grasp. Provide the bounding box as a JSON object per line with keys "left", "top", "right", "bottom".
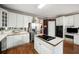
{"left": 64, "top": 40, "right": 79, "bottom": 54}
{"left": 1, "top": 42, "right": 38, "bottom": 54}
{"left": 1, "top": 40, "right": 79, "bottom": 54}
{"left": 74, "top": 44, "right": 79, "bottom": 54}
{"left": 64, "top": 40, "right": 74, "bottom": 54}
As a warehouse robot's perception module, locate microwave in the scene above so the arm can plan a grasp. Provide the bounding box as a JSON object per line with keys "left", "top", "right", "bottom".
{"left": 67, "top": 28, "right": 78, "bottom": 33}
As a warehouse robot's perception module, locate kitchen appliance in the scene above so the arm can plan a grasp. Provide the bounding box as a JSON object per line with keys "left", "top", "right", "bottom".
{"left": 67, "top": 28, "right": 78, "bottom": 33}
{"left": 28, "top": 22, "right": 42, "bottom": 42}
{"left": 65, "top": 35, "right": 74, "bottom": 39}
{"left": 65, "top": 34, "right": 74, "bottom": 43}
{"left": 56, "top": 26, "right": 63, "bottom": 38}
{"left": 38, "top": 35, "right": 55, "bottom": 41}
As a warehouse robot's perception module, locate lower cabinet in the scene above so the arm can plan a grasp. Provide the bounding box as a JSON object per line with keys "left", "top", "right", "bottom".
{"left": 34, "top": 37, "right": 53, "bottom": 54}
{"left": 1, "top": 38, "right": 7, "bottom": 51}
{"left": 7, "top": 34, "right": 29, "bottom": 49}
{"left": 74, "top": 35, "right": 79, "bottom": 45}
{"left": 34, "top": 37, "right": 63, "bottom": 54}
{"left": 53, "top": 41, "right": 63, "bottom": 54}
{"left": 0, "top": 42, "right": 1, "bottom": 53}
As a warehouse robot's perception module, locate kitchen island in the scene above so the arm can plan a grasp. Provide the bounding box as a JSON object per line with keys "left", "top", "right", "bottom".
{"left": 34, "top": 35, "right": 63, "bottom": 54}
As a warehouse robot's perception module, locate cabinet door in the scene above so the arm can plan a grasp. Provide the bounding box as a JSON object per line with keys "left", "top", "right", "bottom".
{"left": 54, "top": 41, "right": 63, "bottom": 54}
{"left": 65, "top": 16, "right": 74, "bottom": 26}
{"left": 7, "top": 36, "right": 15, "bottom": 49}
{"left": 56, "top": 18, "right": 60, "bottom": 26}
{"left": 0, "top": 42, "right": 1, "bottom": 53}
{"left": 74, "top": 14, "right": 79, "bottom": 27}
{"left": 0, "top": 8, "right": 8, "bottom": 27}
{"left": 7, "top": 35, "right": 23, "bottom": 49}
{"left": 34, "top": 37, "right": 41, "bottom": 53}
{"left": 16, "top": 14, "right": 24, "bottom": 27}
{"left": 1, "top": 38, "right": 7, "bottom": 51}
{"left": 28, "top": 16, "right": 33, "bottom": 23}
{"left": 74, "top": 35, "right": 79, "bottom": 45}
{"left": 0, "top": 8, "right": 2, "bottom": 27}
{"left": 56, "top": 17, "right": 63, "bottom": 26}
{"left": 59, "top": 17, "right": 63, "bottom": 25}
{"left": 23, "top": 15, "right": 29, "bottom": 27}
{"left": 13, "top": 35, "right": 23, "bottom": 46}
{"left": 34, "top": 37, "right": 54, "bottom": 54}
{"left": 8, "top": 12, "right": 17, "bottom": 27}
{"left": 1, "top": 9, "right": 8, "bottom": 27}
{"left": 7, "top": 34, "right": 30, "bottom": 49}
{"left": 38, "top": 42, "right": 53, "bottom": 54}
{"left": 22, "top": 34, "right": 29, "bottom": 43}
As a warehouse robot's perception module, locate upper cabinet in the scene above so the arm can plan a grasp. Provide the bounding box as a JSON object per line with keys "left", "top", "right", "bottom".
{"left": 65, "top": 15, "right": 74, "bottom": 26}
{"left": 28, "top": 16, "right": 33, "bottom": 23}
{"left": 8, "top": 12, "right": 33, "bottom": 28}
{"left": 16, "top": 14, "right": 24, "bottom": 27}
{"left": 8, "top": 12, "right": 17, "bottom": 27}
{"left": 23, "top": 15, "right": 33, "bottom": 27}
{"left": 56, "top": 15, "right": 79, "bottom": 27}
{"left": 0, "top": 8, "right": 8, "bottom": 27}
{"left": 23, "top": 15, "right": 29, "bottom": 28}
{"left": 73, "top": 14, "right": 79, "bottom": 27}
{"left": 16, "top": 14, "right": 33, "bottom": 28}
{"left": 56, "top": 17, "right": 63, "bottom": 26}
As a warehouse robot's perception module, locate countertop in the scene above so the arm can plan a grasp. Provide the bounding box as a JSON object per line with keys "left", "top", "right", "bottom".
{"left": 37, "top": 35, "right": 63, "bottom": 46}
{"left": 48, "top": 37, "right": 63, "bottom": 46}
{"left": 0, "top": 31, "right": 11, "bottom": 41}
{"left": 65, "top": 33, "right": 79, "bottom": 36}
{"left": 0, "top": 31, "right": 29, "bottom": 41}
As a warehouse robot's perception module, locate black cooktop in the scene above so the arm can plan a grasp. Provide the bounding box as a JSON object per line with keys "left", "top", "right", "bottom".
{"left": 37, "top": 35, "right": 55, "bottom": 41}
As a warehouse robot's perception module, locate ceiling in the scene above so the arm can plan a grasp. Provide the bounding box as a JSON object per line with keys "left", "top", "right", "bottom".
{"left": 2, "top": 4, "right": 79, "bottom": 18}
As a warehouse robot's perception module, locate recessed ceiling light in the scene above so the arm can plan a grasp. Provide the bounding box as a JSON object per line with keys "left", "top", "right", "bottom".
{"left": 38, "top": 4, "right": 46, "bottom": 9}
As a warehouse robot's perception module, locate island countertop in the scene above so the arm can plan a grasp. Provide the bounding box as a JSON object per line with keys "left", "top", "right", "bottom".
{"left": 36, "top": 35, "right": 63, "bottom": 46}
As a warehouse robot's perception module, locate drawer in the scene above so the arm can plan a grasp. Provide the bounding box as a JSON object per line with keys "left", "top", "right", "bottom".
{"left": 65, "top": 35, "right": 74, "bottom": 39}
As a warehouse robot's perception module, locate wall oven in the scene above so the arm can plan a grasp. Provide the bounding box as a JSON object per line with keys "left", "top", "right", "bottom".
{"left": 56, "top": 26, "right": 63, "bottom": 38}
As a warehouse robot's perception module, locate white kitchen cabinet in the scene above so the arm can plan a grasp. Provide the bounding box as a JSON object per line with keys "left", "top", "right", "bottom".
{"left": 0, "top": 8, "right": 8, "bottom": 27}
{"left": 34, "top": 37, "right": 41, "bottom": 53}
{"left": 7, "top": 35, "right": 23, "bottom": 49}
{"left": 53, "top": 41, "right": 63, "bottom": 54}
{"left": 7, "top": 35, "right": 15, "bottom": 49}
{"left": 34, "top": 36, "right": 63, "bottom": 54}
{"left": 8, "top": 12, "right": 17, "bottom": 27}
{"left": 23, "top": 15, "right": 29, "bottom": 27}
{"left": 28, "top": 16, "right": 33, "bottom": 23}
{"left": 23, "top": 15, "right": 33, "bottom": 28}
{"left": 7, "top": 34, "right": 29, "bottom": 49}
{"left": 34, "top": 37, "right": 50, "bottom": 54}
{"left": 1, "top": 37, "right": 7, "bottom": 51}
{"left": 16, "top": 14, "right": 24, "bottom": 27}
{"left": 22, "top": 34, "right": 29, "bottom": 43}
{"left": 13, "top": 35, "right": 23, "bottom": 47}
{"left": 0, "top": 8, "right": 2, "bottom": 27}
{"left": 34, "top": 36, "right": 53, "bottom": 54}
{"left": 74, "top": 34, "right": 79, "bottom": 45}
{"left": 56, "top": 17, "right": 63, "bottom": 26}
{"left": 73, "top": 14, "right": 79, "bottom": 27}
{"left": 65, "top": 15, "right": 74, "bottom": 26}
{"left": 48, "top": 21, "right": 55, "bottom": 37}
